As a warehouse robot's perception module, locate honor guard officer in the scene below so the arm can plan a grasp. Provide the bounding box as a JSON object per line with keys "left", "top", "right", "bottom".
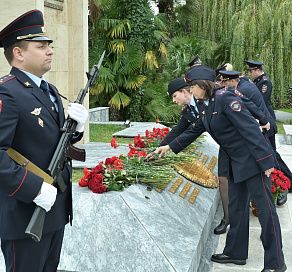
{"left": 245, "top": 60, "right": 276, "bottom": 120}
{"left": 154, "top": 65, "right": 287, "bottom": 272}
{"left": 158, "top": 77, "right": 200, "bottom": 148}
{"left": 0, "top": 10, "right": 88, "bottom": 271}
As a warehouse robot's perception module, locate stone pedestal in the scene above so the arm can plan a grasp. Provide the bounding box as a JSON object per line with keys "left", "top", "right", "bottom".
{"left": 58, "top": 134, "right": 220, "bottom": 272}
{"left": 283, "top": 125, "right": 292, "bottom": 145}
{"left": 89, "top": 107, "right": 110, "bottom": 122}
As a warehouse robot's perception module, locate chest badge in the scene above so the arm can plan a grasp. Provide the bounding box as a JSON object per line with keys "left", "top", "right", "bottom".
{"left": 262, "top": 85, "right": 267, "bottom": 93}
{"left": 24, "top": 81, "right": 31, "bottom": 86}
{"left": 31, "top": 107, "right": 42, "bottom": 116}
{"left": 38, "top": 118, "right": 44, "bottom": 127}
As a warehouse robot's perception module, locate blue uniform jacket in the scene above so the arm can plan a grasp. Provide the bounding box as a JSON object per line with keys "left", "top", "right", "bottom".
{"left": 253, "top": 72, "right": 276, "bottom": 120}
{"left": 238, "top": 77, "right": 277, "bottom": 136}
{"left": 159, "top": 104, "right": 199, "bottom": 147}
{"left": 169, "top": 89, "right": 275, "bottom": 183}
{"left": 0, "top": 67, "right": 82, "bottom": 239}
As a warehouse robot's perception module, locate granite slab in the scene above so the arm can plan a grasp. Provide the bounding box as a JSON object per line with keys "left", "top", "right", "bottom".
{"left": 57, "top": 134, "right": 220, "bottom": 272}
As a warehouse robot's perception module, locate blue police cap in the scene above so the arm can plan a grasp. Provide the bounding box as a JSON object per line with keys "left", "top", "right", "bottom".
{"left": 244, "top": 60, "right": 264, "bottom": 70}
{"left": 167, "top": 77, "right": 188, "bottom": 96}
{"left": 184, "top": 65, "right": 216, "bottom": 83}
{"left": 219, "top": 70, "right": 242, "bottom": 81}
{"left": 186, "top": 54, "right": 202, "bottom": 67}
{"left": 0, "top": 10, "right": 53, "bottom": 49}
{"left": 215, "top": 64, "right": 227, "bottom": 76}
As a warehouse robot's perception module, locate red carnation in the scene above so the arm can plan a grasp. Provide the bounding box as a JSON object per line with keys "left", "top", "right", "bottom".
{"left": 92, "top": 164, "right": 104, "bottom": 174}
{"left": 271, "top": 185, "right": 276, "bottom": 193}
{"left": 78, "top": 177, "right": 89, "bottom": 187}
{"left": 111, "top": 138, "right": 118, "bottom": 149}
{"left": 91, "top": 183, "right": 107, "bottom": 194}
{"left": 105, "top": 158, "right": 112, "bottom": 165}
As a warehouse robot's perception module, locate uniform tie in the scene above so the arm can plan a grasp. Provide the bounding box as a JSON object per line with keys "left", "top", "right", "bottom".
{"left": 40, "top": 80, "right": 51, "bottom": 100}
{"left": 40, "top": 80, "right": 59, "bottom": 112}
{"left": 189, "top": 104, "right": 197, "bottom": 117}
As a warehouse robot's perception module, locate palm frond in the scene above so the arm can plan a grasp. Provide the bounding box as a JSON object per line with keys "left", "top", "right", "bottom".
{"left": 108, "top": 92, "right": 131, "bottom": 109}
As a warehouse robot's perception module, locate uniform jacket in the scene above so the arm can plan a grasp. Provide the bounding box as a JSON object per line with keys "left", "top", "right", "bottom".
{"left": 0, "top": 67, "right": 82, "bottom": 239}
{"left": 159, "top": 104, "right": 199, "bottom": 147}
{"left": 169, "top": 89, "right": 274, "bottom": 183}
{"left": 253, "top": 72, "right": 276, "bottom": 120}
{"left": 237, "top": 77, "right": 277, "bottom": 136}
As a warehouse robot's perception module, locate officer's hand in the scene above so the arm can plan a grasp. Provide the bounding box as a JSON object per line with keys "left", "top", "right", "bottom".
{"left": 264, "top": 167, "right": 274, "bottom": 177}
{"left": 261, "top": 122, "right": 270, "bottom": 131}
{"left": 146, "top": 153, "right": 156, "bottom": 161}
{"left": 67, "top": 103, "right": 88, "bottom": 132}
{"left": 155, "top": 145, "right": 171, "bottom": 158}
{"left": 33, "top": 182, "right": 57, "bottom": 212}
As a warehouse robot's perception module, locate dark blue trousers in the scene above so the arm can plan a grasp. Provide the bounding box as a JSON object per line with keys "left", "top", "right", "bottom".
{"left": 1, "top": 228, "right": 64, "bottom": 272}
{"left": 223, "top": 172, "right": 285, "bottom": 270}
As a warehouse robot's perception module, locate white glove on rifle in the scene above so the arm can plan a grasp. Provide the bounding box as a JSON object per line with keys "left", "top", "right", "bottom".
{"left": 33, "top": 182, "right": 57, "bottom": 212}
{"left": 67, "top": 103, "right": 88, "bottom": 132}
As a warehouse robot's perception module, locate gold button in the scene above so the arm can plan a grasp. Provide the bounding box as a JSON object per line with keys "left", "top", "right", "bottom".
{"left": 52, "top": 106, "right": 55, "bottom": 111}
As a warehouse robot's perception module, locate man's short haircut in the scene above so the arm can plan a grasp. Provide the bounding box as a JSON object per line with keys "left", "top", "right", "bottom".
{"left": 4, "top": 40, "right": 29, "bottom": 65}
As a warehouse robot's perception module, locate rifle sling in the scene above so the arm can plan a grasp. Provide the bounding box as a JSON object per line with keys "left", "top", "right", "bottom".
{"left": 6, "top": 148, "right": 54, "bottom": 185}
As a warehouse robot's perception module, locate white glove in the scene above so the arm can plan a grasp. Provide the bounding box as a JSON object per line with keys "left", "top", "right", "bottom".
{"left": 67, "top": 103, "right": 88, "bottom": 132}
{"left": 33, "top": 182, "right": 57, "bottom": 212}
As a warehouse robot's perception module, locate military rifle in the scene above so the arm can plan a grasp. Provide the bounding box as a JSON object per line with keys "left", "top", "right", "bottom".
{"left": 25, "top": 51, "right": 105, "bottom": 242}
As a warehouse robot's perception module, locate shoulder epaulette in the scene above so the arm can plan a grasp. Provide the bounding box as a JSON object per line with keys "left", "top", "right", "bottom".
{"left": 181, "top": 105, "right": 188, "bottom": 112}
{"left": 0, "top": 74, "right": 15, "bottom": 85}
{"left": 215, "top": 88, "right": 228, "bottom": 96}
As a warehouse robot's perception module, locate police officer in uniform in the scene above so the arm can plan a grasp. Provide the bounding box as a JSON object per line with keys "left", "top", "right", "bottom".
{"left": 186, "top": 54, "right": 202, "bottom": 67}
{"left": 213, "top": 66, "right": 274, "bottom": 235}
{"left": 219, "top": 70, "right": 292, "bottom": 205}
{"left": 246, "top": 63, "right": 292, "bottom": 199}
{"left": 0, "top": 10, "right": 88, "bottom": 271}
{"left": 245, "top": 60, "right": 276, "bottom": 120}
{"left": 158, "top": 77, "right": 200, "bottom": 147}
{"left": 154, "top": 65, "right": 286, "bottom": 272}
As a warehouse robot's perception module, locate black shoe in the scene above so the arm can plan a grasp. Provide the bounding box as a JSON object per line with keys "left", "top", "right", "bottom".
{"left": 211, "top": 253, "right": 246, "bottom": 265}
{"left": 261, "top": 263, "right": 287, "bottom": 272}
{"left": 214, "top": 219, "right": 229, "bottom": 235}
{"left": 277, "top": 190, "right": 288, "bottom": 206}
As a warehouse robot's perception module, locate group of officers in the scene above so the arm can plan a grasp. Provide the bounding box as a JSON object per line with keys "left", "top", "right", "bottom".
{"left": 152, "top": 54, "right": 291, "bottom": 272}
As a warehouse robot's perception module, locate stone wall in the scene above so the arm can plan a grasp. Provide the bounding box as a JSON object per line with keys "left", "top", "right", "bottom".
{"left": 0, "top": 0, "right": 89, "bottom": 143}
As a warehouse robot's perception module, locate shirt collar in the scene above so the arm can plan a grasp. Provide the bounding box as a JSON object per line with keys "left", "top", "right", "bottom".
{"left": 190, "top": 96, "right": 196, "bottom": 107}
{"left": 20, "top": 69, "right": 46, "bottom": 87}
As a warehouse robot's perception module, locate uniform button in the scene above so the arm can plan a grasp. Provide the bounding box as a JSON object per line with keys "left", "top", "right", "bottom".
{"left": 52, "top": 106, "right": 55, "bottom": 111}
{"left": 68, "top": 161, "right": 70, "bottom": 166}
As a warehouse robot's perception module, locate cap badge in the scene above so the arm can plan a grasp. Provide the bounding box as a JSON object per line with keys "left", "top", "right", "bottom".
{"left": 41, "top": 27, "right": 46, "bottom": 33}
{"left": 31, "top": 107, "right": 42, "bottom": 116}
